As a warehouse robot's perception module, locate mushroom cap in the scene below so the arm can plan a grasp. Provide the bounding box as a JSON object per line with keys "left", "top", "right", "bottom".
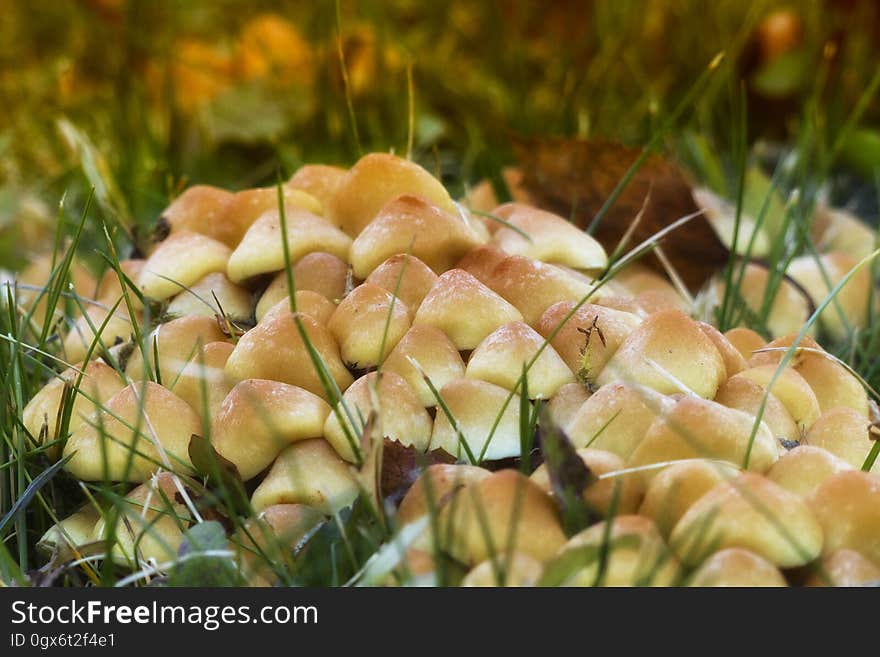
{"left": 165, "top": 340, "right": 234, "bottom": 421}
{"left": 212, "top": 379, "right": 331, "bottom": 480}
{"left": 414, "top": 269, "right": 523, "bottom": 350}
{"left": 139, "top": 231, "right": 232, "bottom": 301}
{"left": 327, "top": 152, "right": 458, "bottom": 237}
{"left": 697, "top": 321, "right": 747, "bottom": 377}
{"left": 465, "top": 321, "right": 574, "bottom": 398}
{"left": 256, "top": 289, "right": 336, "bottom": 325}
{"left": 627, "top": 396, "right": 779, "bottom": 481}
{"left": 63, "top": 305, "right": 135, "bottom": 365}
{"left": 95, "top": 259, "right": 146, "bottom": 310}
{"left": 461, "top": 552, "right": 544, "bottom": 587}
{"left": 38, "top": 506, "right": 101, "bottom": 556}
{"left": 611, "top": 264, "right": 687, "bottom": 312}
{"left": 729, "top": 364, "right": 821, "bottom": 432}
{"left": 224, "top": 306, "right": 353, "bottom": 400}
{"left": 714, "top": 376, "right": 799, "bottom": 443}
{"left": 530, "top": 448, "right": 645, "bottom": 516}
{"left": 23, "top": 359, "right": 125, "bottom": 446}
{"left": 287, "top": 164, "right": 348, "bottom": 210}
{"left": 808, "top": 470, "right": 880, "bottom": 564}
{"left": 535, "top": 301, "right": 642, "bottom": 384}
{"left": 226, "top": 208, "right": 352, "bottom": 283}
{"left": 224, "top": 186, "right": 323, "bottom": 247}
{"left": 397, "top": 463, "right": 490, "bottom": 526}
{"left": 257, "top": 253, "right": 349, "bottom": 311}
{"left": 16, "top": 254, "right": 97, "bottom": 326}
{"left": 724, "top": 327, "right": 766, "bottom": 361}
{"left": 430, "top": 378, "right": 528, "bottom": 462}
{"left": 565, "top": 382, "right": 666, "bottom": 459}
{"left": 327, "top": 283, "right": 411, "bottom": 368}
{"left": 804, "top": 407, "right": 876, "bottom": 471}
{"left": 552, "top": 515, "right": 680, "bottom": 586}
{"left": 381, "top": 324, "right": 466, "bottom": 407}
{"left": 437, "top": 469, "right": 566, "bottom": 565}
{"left": 323, "top": 371, "right": 432, "bottom": 463}
{"left": 639, "top": 459, "right": 740, "bottom": 538}
{"left": 812, "top": 205, "right": 877, "bottom": 261}
{"left": 547, "top": 382, "right": 591, "bottom": 430}
{"left": 165, "top": 271, "right": 254, "bottom": 321}
{"left": 456, "top": 244, "right": 511, "bottom": 283}
{"left": 490, "top": 203, "right": 607, "bottom": 272}
{"left": 159, "top": 185, "right": 236, "bottom": 247}
{"left": 597, "top": 309, "right": 726, "bottom": 399}
{"left": 349, "top": 195, "right": 483, "bottom": 279}
{"left": 670, "top": 472, "right": 823, "bottom": 568}
{"left": 721, "top": 263, "right": 813, "bottom": 338}
{"left": 250, "top": 438, "right": 359, "bottom": 514}
{"left": 804, "top": 549, "right": 880, "bottom": 587}
{"left": 461, "top": 167, "right": 532, "bottom": 215}
{"left": 766, "top": 445, "right": 852, "bottom": 498}
{"left": 364, "top": 254, "right": 438, "bottom": 310}
{"left": 64, "top": 382, "right": 201, "bottom": 481}
{"left": 687, "top": 548, "right": 787, "bottom": 587}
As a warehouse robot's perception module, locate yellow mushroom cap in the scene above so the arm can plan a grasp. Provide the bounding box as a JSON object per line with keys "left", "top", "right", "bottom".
{"left": 627, "top": 396, "right": 778, "bottom": 481}
{"left": 714, "top": 376, "right": 799, "bottom": 444}
{"left": 165, "top": 271, "right": 254, "bottom": 321}
{"left": 226, "top": 208, "right": 352, "bottom": 284}
{"left": 565, "top": 383, "right": 666, "bottom": 459}
{"left": 547, "top": 382, "right": 591, "bottom": 430}
{"left": 327, "top": 152, "right": 458, "bottom": 237}
{"left": 430, "top": 379, "right": 528, "bottom": 462}
{"left": 327, "top": 283, "right": 411, "bottom": 368}
{"left": 381, "top": 324, "right": 466, "bottom": 407}
{"left": 724, "top": 327, "right": 766, "bottom": 362}
{"left": 364, "top": 254, "right": 438, "bottom": 310}
{"left": 728, "top": 364, "right": 821, "bottom": 432}
{"left": 159, "top": 185, "right": 236, "bottom": 247}
{"left": 138, "top": 231, "right": 231, "bottom": 301}
{"left": 465, "top": 321, "right": 574, "bottom": 398}
{"left": 437, "top": 469, "right": 566, "bottom": 565}
{"left": 808, "top": 471, "right": 880, "bottom": 564}
{"left": 805, "top": 406, "right": 877, "bottom": 472}
{"left": 461, "top": 553, "right": 544, "bottom": 587}
{"left": 609, "top": 264, "right": 688, "bottom": 313}
{"left": 718, "top": 263, "right": 811, "bottom": 338}
{"left": 490, "top": 203, "right": 607, "bottom": 271}
{"left": 671, "top": 472, "right": 823, "bottom": 568}
{"left": 212, "top": 379, "right": 331, "bottom": 480}
{"left": 287, "top": 164, "right": 347, "bottom": 210}
{"left": 224, "top": 305, "right": 353, "bottom": 399}
{"left": 697, "top": 321, "right": 746, "bottom": 377}
{"left": 323, "top": 371, "right": 432, "bottom": 463}
{"left": 812, "top": 205, "right": 877, "bottom": 261}
{"left": 256, "top": 290, "right": 335, "bottom": 325}
{"left": 63, "top": 305, "right": 135, "bottom": 365}
{"left": 414, "top": 269, "right": 523, "bottom": 350}
{"left": 640, "top": 459, "right": 739, "bottom": 538}
{"left": 462, "top": 167, "right": 532, "bottom": 216}
{"left": 168, "top": 340, "right": 234, "bottom": 421}
{"left": 15, "top": 254, "right": 97, "bottom": 326}
{"left": 804, "top": 549, "right": 880, "bottom": 587}
{"left": 250, "top": 439, "right": 359, "bottom": 514}
{"left": 397, "top": 463, "right": 490, "bottom": 526}
{"left": 535, "top": 302, "right": 643, "bottom": 384}
{"left": 349, "top": 195, "right": 483, "bottom": 279}
{"left": 456, "top": 244, "right": 511, "bottom": 283}
{"left": 767, "top": 445, "right": 852, "bottom": 498}
{"left": 23, "top": 359, "right": 125, "bottom": 447}
{"left": 95, "top": 258, "right": 145, "bottom": 310}
{"left": 256, "top": 253, "right": 349, "bottom": 313}
{"left": 64, "top": 382, "right": 201, "bottom": 481}
{"left": 38, "top": 506, "right": 101, "bottom": 556}
{"left": 224, "top": 186, "right": 323, "bottom": 247}
{"left": 530, "top": 448, "right": 644, "bottom": 516}
{"left": 688, "top": 548, "right": 787, "bottom": 587}
{"left": 597, "top": 309, "right": 726, "bottom": 399}
{"left": 552, "top": 515, "right": 681, "bottom": 586}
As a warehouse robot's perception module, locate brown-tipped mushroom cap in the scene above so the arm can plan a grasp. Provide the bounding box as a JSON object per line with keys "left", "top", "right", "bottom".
{"left": 224, "top": 186, "right": 323, "bottom": 247}
{"left": 456, "top": 244, "right": 510, "bottom": 283}
{"left": 327, "top": 283, "right": 411, "bottom": 368}
{"left": 94, "top": 259, "right": 145, "bottom": 310}
{"left": 729, "top": 365, "right": 821, "bottom": 432}
{"left": 414, "top": 269, "right": 523, "bottom": 350}
{"left": 714, "top": 376, "right": 799, "bottom": 444}
{"left": 287, "top": 164, "right": 347, "bottom": 210}
{"left": 256, "top": 290, "right": 335, "bottom": 325}
{"left": 639, "top": 459, "right": 739, "bottom": 538}
{"left": 535, "top": 302, "right": 642, "bottom": 385}
{"left": 687, "top": 548, "right": 786, "bottom": 587}
{"left": 327, "top": 152, "right": 458, "bottom": 236}
{"left": 250, "top": 439, "right": 359, "bottom": 514}
{"left": 462, "top": 167, "right": 532, "bottom": 215}
{"left": 531, "top": 448, "right": 644, "bottom": 516}
{"left": 465, "top": 321, "right": 574, "bottom": 398}
{"left": 226, "top": 208, "right": 351, "bottom": 283}
{"left": 159, "top": 185, "right": 236, "bottom": 246}
{"left": 165, "top": 271, "right": 254, "bottom": 322}
{"left": 808, "top": 471, "right": 880, "bottom": 564}
{"left": 804, "top": 549, "right": 880, "bottom": 587}
{"left": 224, "top": 306, "right": 353, "bottom": 399}
{"left": 671, "top": 472, "right": 823, "bottom": 568}
{"left": 397, "top": 463, "right": 490, "bottom": 526}
{"left": 256, "top": 254, "right": 349, "bottom": 315}
{"left": 461, "top": 553, "right": 544, "bottom": 587}
{"left": 63, "top": 305, "right": 135, "bottom": 365}
{"left": 724, "top": 327, "right": 766, "bottom": 361}
{"left": 767, "top": 445, "right": 852, "bottom": 498}
{"left": 381, "top": 324, "right": 466, "bottom": 407}
{"left": 717, "top": 263, "right": 812, "bottom": 338}
{"left": 697, "top": 321, "right": 747, "bottom": 377}
{"left": 611, "top": 264, "right": 688, "bottom": 313}
{"left": 597, "top": 309, "right": 726, "bottom": 399}
{"left": 349, "top": 195, "right": 483, "bottom": 279}
{"left": 364, "top": 254, "right": 438, "bottom": 310}
{"left": 323, "top": 372, "right": 432, "bottom": 463}
{"left": 212, "top": 379, "right": 331, "bottom": 480}
{"left": 138, "top": 231, "right": 231, "bottom": 301}
{"left": 168, "top": 340, "right": 234, "bottom": 421}
{"left": 64, "top": 382, "right": 201, "bottom": 481}
{"left": 430, "top": 379, "right": 528, "bottom": 462}
{"left": 804, "top": 407, "right": 877, "bottom": 471}
{"left": 627, "top": 397, "right": 778, "bottom": 481}
{"left": 490, "top": 203, "right": 607, "bottom": 272}
{"left": 547, "top": 382, "right": 591, "bottom": 430}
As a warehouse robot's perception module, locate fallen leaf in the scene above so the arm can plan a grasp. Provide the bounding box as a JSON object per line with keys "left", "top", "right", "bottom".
{"left": 380, "top": 439, "right": 455, "bottom": 507}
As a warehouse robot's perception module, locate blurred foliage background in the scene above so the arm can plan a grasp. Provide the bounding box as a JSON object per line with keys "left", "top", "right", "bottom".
{"left": 2, "top": 0, "right": 880, "bottom": 269}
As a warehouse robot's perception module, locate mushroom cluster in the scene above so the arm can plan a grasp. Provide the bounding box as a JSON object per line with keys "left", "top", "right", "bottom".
{"left": 21, "top": 152, "right": 880, "bottom": 587}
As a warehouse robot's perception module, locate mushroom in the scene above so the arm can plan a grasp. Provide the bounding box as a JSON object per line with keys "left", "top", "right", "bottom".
{"left": 461, "top": 553, "right": 544, "bottom": 587}
{"left": 811, "top": 205, "right": 877, "bottom": 261}
{"left": 15, "top": 253, "right": 97, "bottom": 326}
{"left": 158, "top": 185, "right": 236, "bottom": 247}
{"left": 413, "top": 269, "right": 523, "bottom": 351}
{"left": 94, "top": 259, "right": 146, "bottom": 311}
{"left": 381, "top": 324, "right": 466, "bottom": 407}
{"left": 547, "top": 382, "right": 591, "bottom": 430}
{"left": 256, "top": 252, "right": 349, "bottom": 315}
{"left": 461, "top": 167, "right": 532, "bottom": 216}
{"left": 63, "top": 305, "right": 135, "bottom": 365}
{"left": 714, "top": 376, "right": 799, "bottom": 444}
{"left": 349, "top": 195, "right": 483, "bottom": 279}
{"left": 224, "top": 186, "right": 323, "bottom": 247}
{"left": 804, "top": 549, "right": 880, "bottom": 587}
{"left": 596, "top": 309, "right": 727, "bottom": 399}
{"left": 256, "top": 290, "right": 335, "bottom": 325}
{"left": 323, "top": 371, "right": 432, "bottom": 463}
{"left": 611, "top": 264, "right": 688, "bottom": 312}
{"left": 226, "top": 208, "right": 352, "bottom": 284}
{"left": 729, "top": 364, "right": 821, "bottom": 432}
{"left": 287, "top": 164, "right": 348, "bottom": 210}
{"left": 687, "top": 548, "right": 786, "bottom": 587}
{"left": 808, "top": 470, "right": 880, "bottom": 564}
{"left": 723, "top": 326, "right": 765, "bottom": 361}
{"left": 327, "top": 152, "right": 458, "bottom": 237}
{"left": 766, "top": 445, "right": 852, "bottom": 498}
{"left": 168, "top": 340, "right": 235, "bottom": 421}
{"left": 165, "top": 271, "right": 253, "bottom": 322}
{"left": 456, "top": 244, "right": 511, "bottom": 283}
{"left": 697, "top": 321, "right": 747, "bottom": 376}
{"left": 465, "top": 321, "right": 575, "bottom": 398}
{"left": 63, "top": 382, "right": 201, "bottom": 481}
{"left": 37, "top": 506, "right": 101, "bottom": 557}
{"left": 138, "top": 231, "right": 232, "bottom": 301}
{"left": 212, "top": 379, "right": 331, "bottom": 479}
{"left": 670, "top": 472, "right": 823, "bottom": 568}
{"left": 804, "top": 407, "right": 877, "bottom": 471}
{"left": 250, "top": 439, "right": 359, "bottom": 514}
{"left": 364, "top": 254, "right": 438, "bottom": 310}
{"left": 397, "top": 463, "right": 490, "bottom": 526}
